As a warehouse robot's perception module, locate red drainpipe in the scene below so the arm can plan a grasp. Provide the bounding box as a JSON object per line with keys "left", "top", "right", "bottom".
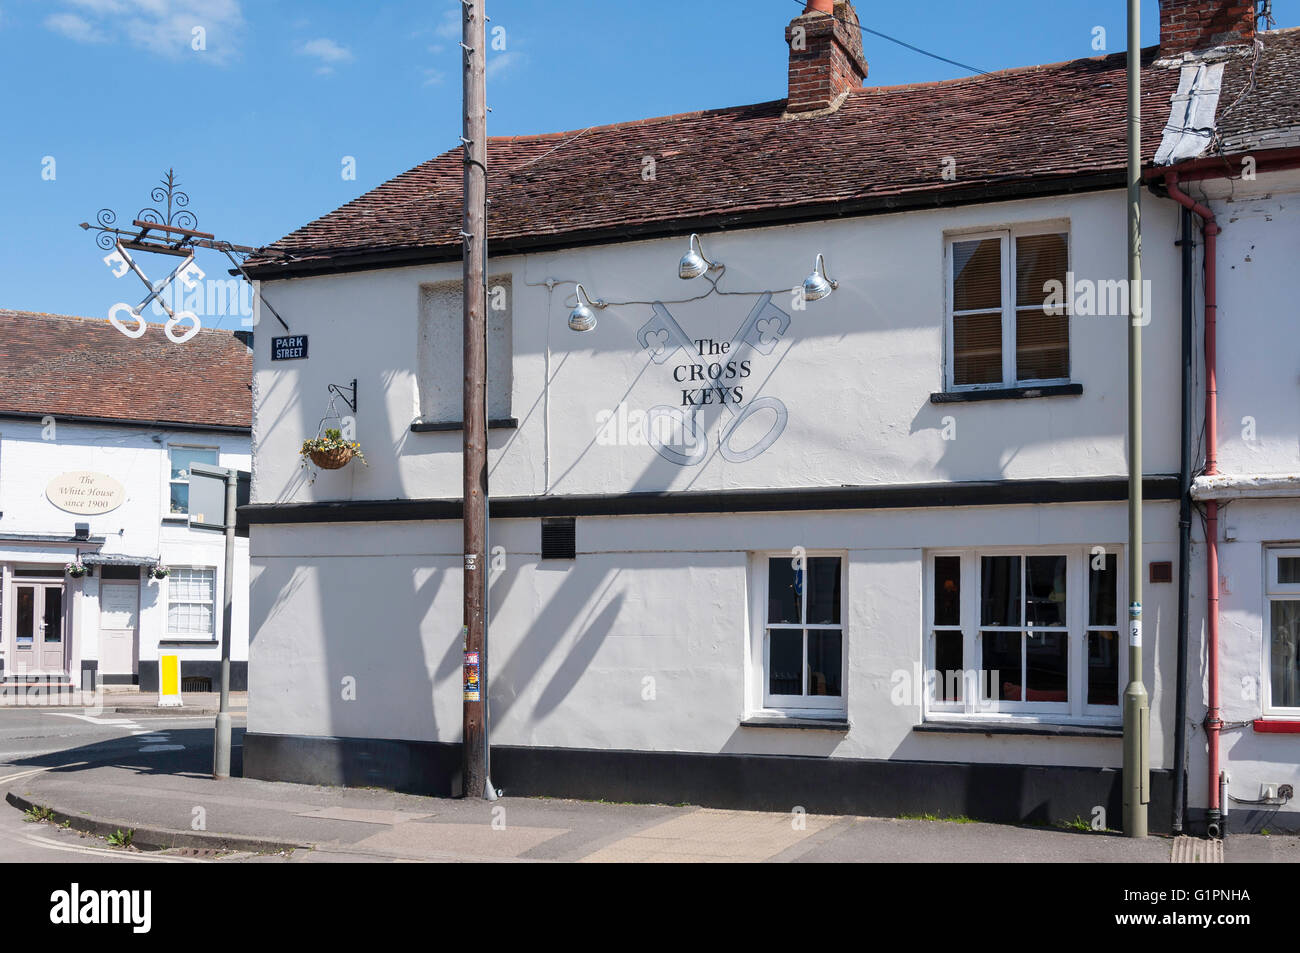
{"left": 1151, "top": 150, "right": 1300, "bottom": 833}
{"left": 1163, "top": 171, "right": 1223, "bottom": 835}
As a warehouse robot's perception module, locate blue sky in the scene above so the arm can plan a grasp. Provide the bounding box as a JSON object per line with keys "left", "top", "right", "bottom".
{"left": 1, "top": 0, "right": 1295, "bottom": 325}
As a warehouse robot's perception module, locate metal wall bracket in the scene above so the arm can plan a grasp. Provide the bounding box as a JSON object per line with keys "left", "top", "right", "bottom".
{"left": 329, "top": 380, "right": 358, "bottom": 414}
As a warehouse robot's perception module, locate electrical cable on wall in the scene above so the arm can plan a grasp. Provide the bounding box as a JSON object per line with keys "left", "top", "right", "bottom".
{"left": 526, "top": 263, "right": 810, "bottom": 311}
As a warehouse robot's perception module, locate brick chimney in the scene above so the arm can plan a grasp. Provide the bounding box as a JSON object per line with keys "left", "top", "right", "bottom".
{"left": 1159, "top": 0, "right": 1256, "bottom": 55}
{"left": 785, "top": 0, "right": 869, "bottom": 117}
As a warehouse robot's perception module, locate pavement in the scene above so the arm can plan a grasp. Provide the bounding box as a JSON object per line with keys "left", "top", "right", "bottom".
{"left": 104, "top": 692, "right": 247, "bottom": 715}
{"left": 10, "top": 758, "right": 1298, "bottom": 863}
{"left": 0, "top": 704, "right": 1296, "bottom": 863}
{"left": 0, "top": 689, "right": 247, "bottom": 715}
{"left": 5, "top": 763, "right": 1181, "bottom": 862}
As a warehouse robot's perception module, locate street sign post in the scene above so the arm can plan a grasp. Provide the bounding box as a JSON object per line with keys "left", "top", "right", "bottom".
{"left": 188, "top": 466, "right": 249, "bottom": 537}
{"left": 189, "top": 463, "right": 248, "bottom": 779}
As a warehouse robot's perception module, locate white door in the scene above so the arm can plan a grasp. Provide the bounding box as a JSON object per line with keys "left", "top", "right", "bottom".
{"left": 99, "top": 583, "right": 140, "bottom": 678}
{"left": 12, "top": 582, "right": 67, "bottom": 677}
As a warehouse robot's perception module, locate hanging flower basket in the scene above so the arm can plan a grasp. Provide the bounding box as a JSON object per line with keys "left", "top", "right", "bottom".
{"left": 149, "top": 565, "right": 170, "bottom": 580}
{"left": 310, "top": 446, "right": 354, "bottom": 470}
{"left": 66, "top": 562, "right": 89, "bottom": 578}
{"left": 301, "top": 428, "right": 367, "bottom": 471}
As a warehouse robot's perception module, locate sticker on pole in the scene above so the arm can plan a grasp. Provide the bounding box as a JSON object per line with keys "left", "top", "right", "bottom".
{"left": 158, "top": 654, "right": 184, "bottom": 707}
{"left": 1129, "top": 603, "right": 1143, "bottom": 647}
{"left": 464, "top": 651, "right": 481, "bottom": 702}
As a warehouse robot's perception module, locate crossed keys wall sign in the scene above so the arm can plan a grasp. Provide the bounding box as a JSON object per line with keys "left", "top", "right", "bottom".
{"left": 80, "top": 169, "right": 289, "bottom": 341}
{"left": 636, "top": 293, "right": 793, "bottom": 466}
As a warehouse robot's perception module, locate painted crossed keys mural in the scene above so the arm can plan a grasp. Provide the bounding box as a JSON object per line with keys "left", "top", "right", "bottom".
{"left": 636, "top": 292, "right": 792, "bottom": 466}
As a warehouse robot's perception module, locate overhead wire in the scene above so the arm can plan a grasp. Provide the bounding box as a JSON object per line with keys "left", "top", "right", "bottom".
{"left": 785, "top": 0, "right": 990, "bottom": 76}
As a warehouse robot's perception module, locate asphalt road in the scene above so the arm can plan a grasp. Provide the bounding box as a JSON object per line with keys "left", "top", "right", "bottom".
{"left": 0, "top": 706, "right": 241, "bottom": 863}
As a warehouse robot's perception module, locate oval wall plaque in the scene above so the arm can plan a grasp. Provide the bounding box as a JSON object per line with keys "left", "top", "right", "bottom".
{"left": 45, "top": 471, "right": 126, "bottom": 515}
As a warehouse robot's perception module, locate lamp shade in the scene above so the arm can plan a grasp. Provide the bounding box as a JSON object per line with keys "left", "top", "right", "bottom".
{"left": 568, "top": 284, "right": 599, "bottom": 332}
{"left": 678, "top": 234, "right": 714, "bottom": 280}
{"left": 803, "top": 254, "right": 838, "bottom": 302}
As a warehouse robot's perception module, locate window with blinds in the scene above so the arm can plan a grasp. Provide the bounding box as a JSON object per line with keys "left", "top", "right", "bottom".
{"left": 948, "top": 228, "right": 1070, "bottom": 390}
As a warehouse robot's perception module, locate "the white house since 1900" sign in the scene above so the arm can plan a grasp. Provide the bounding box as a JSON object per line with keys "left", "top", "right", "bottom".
{"left": 45, "top": 471, "right": 126, "bottom": 515}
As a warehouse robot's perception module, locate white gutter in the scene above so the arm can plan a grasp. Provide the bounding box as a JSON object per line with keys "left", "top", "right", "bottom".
{"left": 1191, "top": 473, "right": 1300, "bottom": 501}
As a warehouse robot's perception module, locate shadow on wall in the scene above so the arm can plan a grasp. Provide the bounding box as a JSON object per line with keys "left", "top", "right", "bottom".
{"left": 247, "top": 272, "right": 1124, "bottom": 801}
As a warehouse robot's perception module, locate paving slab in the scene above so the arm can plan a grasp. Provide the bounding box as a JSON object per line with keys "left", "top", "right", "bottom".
{"left": 350, "top": 822, "right": 568, "bottom": 860}
{"left": 580, "top": 808, "right": 839, "bottom": 863}
{"left": 1224, "top": 833, "right": 1300, "bottom": 862}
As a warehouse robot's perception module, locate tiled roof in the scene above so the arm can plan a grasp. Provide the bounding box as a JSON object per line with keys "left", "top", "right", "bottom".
{"left": 248, "top": 28, "right": 1300, "bottom": 278}
{"left": 1216, "top": 28, "right": 1300, "bottom": 151}
{"left": 0, "top": 311, "right": 252, "bottom": 430}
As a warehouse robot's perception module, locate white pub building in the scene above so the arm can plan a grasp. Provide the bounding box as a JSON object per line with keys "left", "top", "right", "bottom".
{"left": 241, "top": 1, "right": 1300, "bottom": 834}
{"left": 0, "top": 310, "right": 251, "bottom": 692}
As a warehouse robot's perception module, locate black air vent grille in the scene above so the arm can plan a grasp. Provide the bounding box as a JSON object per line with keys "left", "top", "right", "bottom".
{"left": 541, "top": 518, "right": 576, "bottom": 560}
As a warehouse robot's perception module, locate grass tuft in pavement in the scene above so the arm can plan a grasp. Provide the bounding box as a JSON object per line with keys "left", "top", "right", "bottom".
{"left": 23, "top": 805, "right": 54, "bottom": 824}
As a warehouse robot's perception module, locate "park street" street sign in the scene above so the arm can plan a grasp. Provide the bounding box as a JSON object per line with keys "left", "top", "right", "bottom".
{"left": 271, "top": 335, "right": 308, "bottom": 361}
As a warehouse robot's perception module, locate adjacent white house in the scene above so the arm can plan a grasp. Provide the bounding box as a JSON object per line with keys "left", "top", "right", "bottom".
{"left": 1169, "top": 159, "right": 1300, "bottom": 834}
{"left": 0, "top": 310, "right": 252, "bottom": 691}
{"left": 239, "top": 0, "right": 1299, "bottom": 833}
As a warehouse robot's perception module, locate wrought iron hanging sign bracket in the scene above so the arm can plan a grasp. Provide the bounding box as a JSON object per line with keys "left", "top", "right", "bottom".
{"left": 328, "top": 379, "right": 358, "bottom": 414}
{"left": 80, "top": 169, "right": 291, "bottom": 338}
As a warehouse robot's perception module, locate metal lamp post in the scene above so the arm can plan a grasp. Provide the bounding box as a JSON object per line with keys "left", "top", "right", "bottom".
{"left": 1123, "top": 0, "right": 1150, "bottom": 838}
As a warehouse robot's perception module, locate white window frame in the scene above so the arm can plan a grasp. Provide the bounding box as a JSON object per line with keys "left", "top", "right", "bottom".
{"left": 166, "top": 445, "right": 219, "bottom": 520}
{"left": 923, "top": 545, "right": 1124, "bottom": 725}
{"left": 748, "top": 551, "right": 848, "bottom": 717}
{"left": 1262, "top": 547, "right": 1300, "bottom": 717}
{"left": 945, "top": 223, "right": 1072, "bottom": 392}
{"left": 164, "top": 566, "right": 217, "bottom": 643}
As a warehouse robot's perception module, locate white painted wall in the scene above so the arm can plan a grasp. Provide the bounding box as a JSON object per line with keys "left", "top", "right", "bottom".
{"left": 1185, "top": 168, "right": 1300, "bottom": 826}
{"left": 246, "top": 186, "right": 1206, "bottom": 789}
{"left": 1202, "top": 168, "right": 1300, "bottom": 478}
{"left": 250, "top": 189, "right": 1185, "bottom": 506}
{"left": 1191, "top": 499, "right": 1300, "bottom": 826}
{"left": 248, "top": 501, "right": 1181, "bottom": 769}
{"left": 0, "top": 418, "right": 250, "bottom": 675}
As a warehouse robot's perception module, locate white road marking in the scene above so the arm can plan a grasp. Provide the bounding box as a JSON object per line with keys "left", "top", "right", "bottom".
{"left": 46, "top": 713, "right": 142, "bottom": 727}
{"left": 0, "top": 765, "right": 63, "bottom": 785}
{"left": 10, "top": 829, "right": 202, "bottom": 863}
{"left": 0, "top": 715, "right": 211, "bottom": 862}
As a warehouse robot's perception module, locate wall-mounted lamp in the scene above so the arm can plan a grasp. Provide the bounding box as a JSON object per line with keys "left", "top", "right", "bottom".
{"left": 678, "top": 233, "right": 721, "bottom": 280}
{"left": 803, "top": 254, "right": 838, "bottom": 302}
{"left": 568, "top": 284, "right": 604, "bottom": 332}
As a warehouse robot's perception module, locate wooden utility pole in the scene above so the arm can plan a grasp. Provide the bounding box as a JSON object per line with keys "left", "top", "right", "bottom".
{"left": 461, "top": 0, "right": 492, "bottom": 800}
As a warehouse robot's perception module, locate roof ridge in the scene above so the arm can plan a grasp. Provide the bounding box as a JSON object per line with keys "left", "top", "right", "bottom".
{"left": 481, "top": 31, "right": 1294, "bottom": 145}
{"left": 488, "top": 98, "right": 787, "bottom": 144}
{"left": 483, "top": 47, "right": 1154, "bottom": 145}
